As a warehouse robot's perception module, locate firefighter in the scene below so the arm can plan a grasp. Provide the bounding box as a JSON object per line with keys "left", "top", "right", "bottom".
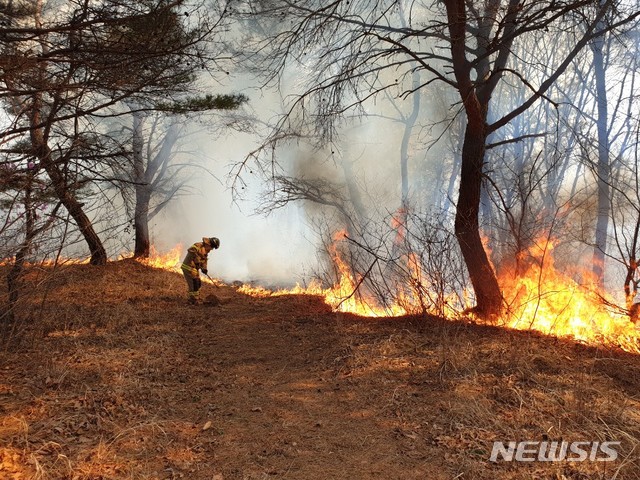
{"left": 181, "top": 236, "right": 220, "bottom": 304}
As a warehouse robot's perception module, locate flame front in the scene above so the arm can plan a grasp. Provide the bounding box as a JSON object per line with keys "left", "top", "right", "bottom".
{"left": 139, "top": 244, "right": 183, "bottom": 271}
{"left": 141, "top": 233, "right": 640, "bottom": 354}
{"left": 499, "top": 239, "right": 640, "bottom": 353}
{"left": 238, "top": 230, "right": 407, "bottom": 317}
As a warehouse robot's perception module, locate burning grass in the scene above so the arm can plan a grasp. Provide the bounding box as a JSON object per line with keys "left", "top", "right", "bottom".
{"left": 1, "top": 259, "right": 640, "bottom": 479}
{"left": 497, "top": 239, "right": 640, "bottom": 355}
{"left": 238, "top": 233, "right": 640, "bottom": 355}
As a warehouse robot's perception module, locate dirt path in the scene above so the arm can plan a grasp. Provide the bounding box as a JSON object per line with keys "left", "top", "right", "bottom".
{"left": 1, "top": 261, "right": 639, "bottom": 479}
{"left": 145, "top": 292, "right": 448, "bottom": 479}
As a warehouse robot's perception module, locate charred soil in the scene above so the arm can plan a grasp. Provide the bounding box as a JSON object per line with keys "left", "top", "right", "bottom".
{"left": 1, "top": 260, "right": 639, "bottom": 479}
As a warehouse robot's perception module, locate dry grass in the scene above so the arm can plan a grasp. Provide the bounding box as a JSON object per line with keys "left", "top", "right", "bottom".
{"left": 0, "top": 260, "right": 639, "bottom": 479}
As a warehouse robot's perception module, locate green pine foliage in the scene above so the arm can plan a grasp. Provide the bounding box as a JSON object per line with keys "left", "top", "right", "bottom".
{"left": 156, "top": 93, "right": 249, "bottom": 114}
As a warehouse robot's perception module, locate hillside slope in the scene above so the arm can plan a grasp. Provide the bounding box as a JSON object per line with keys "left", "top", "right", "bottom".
{"left": 1, "top": 260, "right": 639, "bottom": 479}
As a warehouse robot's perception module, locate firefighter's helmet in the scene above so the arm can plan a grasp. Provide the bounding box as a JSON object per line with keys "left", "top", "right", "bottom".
{"left": 203, "top": 237, "right": 220, "bottom": 249}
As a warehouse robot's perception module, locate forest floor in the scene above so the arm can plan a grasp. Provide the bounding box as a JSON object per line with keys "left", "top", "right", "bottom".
{"left": 1, "top": 259, "right": 640, "bottom": 479}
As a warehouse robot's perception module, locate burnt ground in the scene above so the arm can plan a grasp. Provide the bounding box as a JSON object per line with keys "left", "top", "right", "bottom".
{"left": 1, "top": 260, "right": 639, "bottom": 479}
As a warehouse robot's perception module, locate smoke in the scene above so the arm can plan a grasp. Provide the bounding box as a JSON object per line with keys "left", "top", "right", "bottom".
{"left": 149, "top": 157, "right": 318, "bottom": 286}
{"left": 165, "top": 80, "right": 455, "bottom": 287}
{"left": 136, "top": 63, "right": 435, "bottom": 287}
{"left": 138, "top": 4, "right": 638, "bottom": 298}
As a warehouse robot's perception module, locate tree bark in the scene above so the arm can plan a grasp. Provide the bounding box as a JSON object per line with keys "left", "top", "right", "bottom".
{"left": 455, "top": 124, "right": 503, "bottom": 317}
{"left": 399, "top": 71, "right": 421, "bottom": 208}
{"left": 132, "top": 112, "right": 151, "bottom": 258}
{"left": 30, "top": 95, "right": 107, "bottom": 265}
{"left": 590, "top": 25, "right": 610, "bottom": 291}
{"left": 445, "top": 0, "right": 503, "bottom": 317}
{"left": 3, "top": 185, "right": 34, "bottom": 336}
{"left": 134, "top": 188, "right": 152, "bottom": 258}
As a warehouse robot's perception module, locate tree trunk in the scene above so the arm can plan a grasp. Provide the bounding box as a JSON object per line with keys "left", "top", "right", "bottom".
{"left": 30, "top": 113, "right": 107, "bottom": 265}
{"left": 399, "top": 71, "right": 421, "bottom": 208}
{"left": 134, "top": 188, "right": 152, "bottom": 258}
{"left": 590, "top": 28, "right": 610, "bottom": 291}
{"left": 443, "top": 0, "right": 503, "bottom": 318}
{"left": 43, "top": 161, "right": 108, "bottom": 265}
{"left": 4, "top": 184, "right": 60, "bottom": 340}
{"left": 132, "top": 112, "right": 151, "bottom": 258}
{"left": 3, "top": 190, "right": 34, "bottom": 338}
{"left": 5, "top": 239, "right": 29, "bottom": 338}
{"left": 454, "top": 125, "right": 503, "bottom": 317}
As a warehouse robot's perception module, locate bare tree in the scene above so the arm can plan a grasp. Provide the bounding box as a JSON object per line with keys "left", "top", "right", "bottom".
{"left": 590, "top": 2, "right": 614, "bottom": 289}
{"left": 234, "top": 0, "right": 639, "bottom": 318}
{"left": 0, "top": 150, "right": 62, "bottom": 337}
{"left": 124, "top": 95, "right": 247, "bottom": 258}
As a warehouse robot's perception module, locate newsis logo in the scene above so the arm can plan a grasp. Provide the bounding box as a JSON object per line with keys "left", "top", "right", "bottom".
{"left": 490, "top": 441, "right": 621, "bottom": 462}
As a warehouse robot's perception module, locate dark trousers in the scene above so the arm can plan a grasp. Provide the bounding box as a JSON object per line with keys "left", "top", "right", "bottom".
{"left": 183, "top": 271, "right": 202, "bottom": 300}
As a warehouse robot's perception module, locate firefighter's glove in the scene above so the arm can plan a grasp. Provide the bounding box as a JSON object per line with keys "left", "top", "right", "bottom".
{"left": 201, "top": 268, "right": 208, "bottom": 275}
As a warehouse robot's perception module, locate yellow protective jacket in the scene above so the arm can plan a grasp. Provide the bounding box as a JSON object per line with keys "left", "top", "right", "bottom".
{"left": 181, "top": 242, "right": 209, "bottom": 278}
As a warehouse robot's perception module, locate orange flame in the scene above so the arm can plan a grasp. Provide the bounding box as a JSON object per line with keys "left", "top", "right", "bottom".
{"left": 239, "top": 230, "right": 408, "bottom": 317}
{"left": 0, "top": 256, "right": 90, "bottom": 267}
{"left": 391, "top": 207, "right": 407, "bottom": 245}
{"left": 498, "top": 239, "right": 640, "bottom": 353}
{"left": 138, "top": 244, "right": 183, "bottom": 271}
{"left": 142, "top": 234, "right": 639, "bottom": 354}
